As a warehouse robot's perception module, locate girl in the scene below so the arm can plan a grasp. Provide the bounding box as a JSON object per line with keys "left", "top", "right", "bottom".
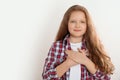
{"left": 42, "top": 5, "right": 114, "bottom": 80}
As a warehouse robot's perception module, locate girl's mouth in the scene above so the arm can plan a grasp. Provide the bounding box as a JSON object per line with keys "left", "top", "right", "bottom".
{"left": 74, "top": 30, "right": 81, "bottom": 32}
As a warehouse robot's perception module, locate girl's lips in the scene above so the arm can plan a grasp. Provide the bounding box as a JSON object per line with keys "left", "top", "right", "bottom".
{"left": 74, "top": 30, "right": 81, "bottom": 31}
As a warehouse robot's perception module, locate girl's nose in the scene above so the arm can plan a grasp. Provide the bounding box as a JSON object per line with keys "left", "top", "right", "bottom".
{"left": 76, "top": 23, "right": 80, "bottom": 28}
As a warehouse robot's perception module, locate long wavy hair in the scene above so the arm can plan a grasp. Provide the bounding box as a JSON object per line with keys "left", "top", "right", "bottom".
{"left": 55, "top": 5, "right": 114, "bottom": 74}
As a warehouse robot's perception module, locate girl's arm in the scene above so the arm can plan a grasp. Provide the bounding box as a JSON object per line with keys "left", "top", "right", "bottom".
{"left": 84, "top": 57, "right": 111, "bottom": 80}
{"left": 84, "top": 57, "right": 97, "bottom": 74}
{"left": 65, "top": 49, "right": 111, "bottom": 80}
{"left": 42, "top": 43, "right": 61, "bottom": 80}
{"left": 56, "top": 57, "right": 78, "bottom": 77}
{"left": 42, "top": 42, "right": 78, "bottom": 80}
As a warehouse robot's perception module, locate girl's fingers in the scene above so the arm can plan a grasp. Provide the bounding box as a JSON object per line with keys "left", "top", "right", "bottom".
{"left": 65, "top": 50, "right": 74, "bottom": 55}
{"left": 77, "top": 48, "right": 82, "bottom": 53}
{"left": 65, "top": 50, "right": 68, "bottom": 54}
{"left": 78, "top": 48, "right": 84, "bottom": 53}
{"left": 78, "top": 48, "right": 87, "bottom": 55}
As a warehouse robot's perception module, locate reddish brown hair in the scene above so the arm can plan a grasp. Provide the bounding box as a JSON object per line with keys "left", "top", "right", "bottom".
{"left": 55, "top": 5, "right": 114, "bottom": 74}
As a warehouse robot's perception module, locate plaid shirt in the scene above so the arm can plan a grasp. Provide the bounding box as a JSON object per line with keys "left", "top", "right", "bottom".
{"left": 42, "top": 35, "right": 111, "bottom": 80}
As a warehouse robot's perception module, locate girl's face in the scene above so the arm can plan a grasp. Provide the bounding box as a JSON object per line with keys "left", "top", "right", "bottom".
{"left": 68, "top": 11, "right": 87, "bottom": 39}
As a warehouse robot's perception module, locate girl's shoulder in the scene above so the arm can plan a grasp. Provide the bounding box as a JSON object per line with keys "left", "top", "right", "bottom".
{"left": 52, "top": 40, "right": 64, "bottom": 47}
{"left": 49, "top": 40, "right": 65, "bottom": 53}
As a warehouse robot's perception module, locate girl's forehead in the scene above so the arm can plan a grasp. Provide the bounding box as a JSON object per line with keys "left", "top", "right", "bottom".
{"left": 69, "top": 11, "right": 86, "bottom": 19}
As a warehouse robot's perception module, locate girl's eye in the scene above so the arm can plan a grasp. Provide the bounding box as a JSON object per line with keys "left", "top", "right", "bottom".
{"left": 70, "top": 21, "right": 76, "bottom": 23}
{"left": 81, "top": 21, "right": 86, "bottom": 23}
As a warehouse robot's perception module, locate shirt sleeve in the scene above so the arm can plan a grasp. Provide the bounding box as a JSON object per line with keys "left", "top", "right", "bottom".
{"left": 91, "top": 69, "right": 111, "bottom": 80}
{"left": 42, "top": 42, "right": 61, "bottom": 80}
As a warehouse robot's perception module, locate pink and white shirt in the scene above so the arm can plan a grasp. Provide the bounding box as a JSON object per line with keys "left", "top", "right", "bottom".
{"left": 42, "top": 34, "right": 111, "bottom": 80}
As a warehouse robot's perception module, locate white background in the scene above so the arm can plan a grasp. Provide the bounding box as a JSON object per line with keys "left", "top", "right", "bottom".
{"left": 0, "top": 0, "right": 120, "bottom": 80}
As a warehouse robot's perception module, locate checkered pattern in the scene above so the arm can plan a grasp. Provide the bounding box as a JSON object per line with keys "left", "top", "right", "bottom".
{"left": 42, "top": 34, "right": 111, "bottom": 80}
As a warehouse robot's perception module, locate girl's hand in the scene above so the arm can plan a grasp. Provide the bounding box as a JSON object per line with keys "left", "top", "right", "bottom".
{"left": 65, "top": 57, "right": 78, "bottom": 67}
{"left": 65, "top": 49, "right": 89, "bottom": 65}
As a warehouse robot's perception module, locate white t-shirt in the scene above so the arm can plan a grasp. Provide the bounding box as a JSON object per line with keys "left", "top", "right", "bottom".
{"left": 69, "top": 42, "right": 82, "bottom": 80}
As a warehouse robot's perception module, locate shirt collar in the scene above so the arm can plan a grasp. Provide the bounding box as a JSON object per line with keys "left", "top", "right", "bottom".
{"left": 63, "top": 34, "right": 87, "bottom": 50}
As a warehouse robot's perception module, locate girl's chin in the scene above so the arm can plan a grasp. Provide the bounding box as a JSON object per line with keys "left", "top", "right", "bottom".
{"left": 70, "top": 35, "right": 83, "bottom": 38}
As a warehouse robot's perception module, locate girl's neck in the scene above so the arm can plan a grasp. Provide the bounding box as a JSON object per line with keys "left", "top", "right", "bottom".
{"left": 69, "top": 36, "right": 83, "bottom": 43}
